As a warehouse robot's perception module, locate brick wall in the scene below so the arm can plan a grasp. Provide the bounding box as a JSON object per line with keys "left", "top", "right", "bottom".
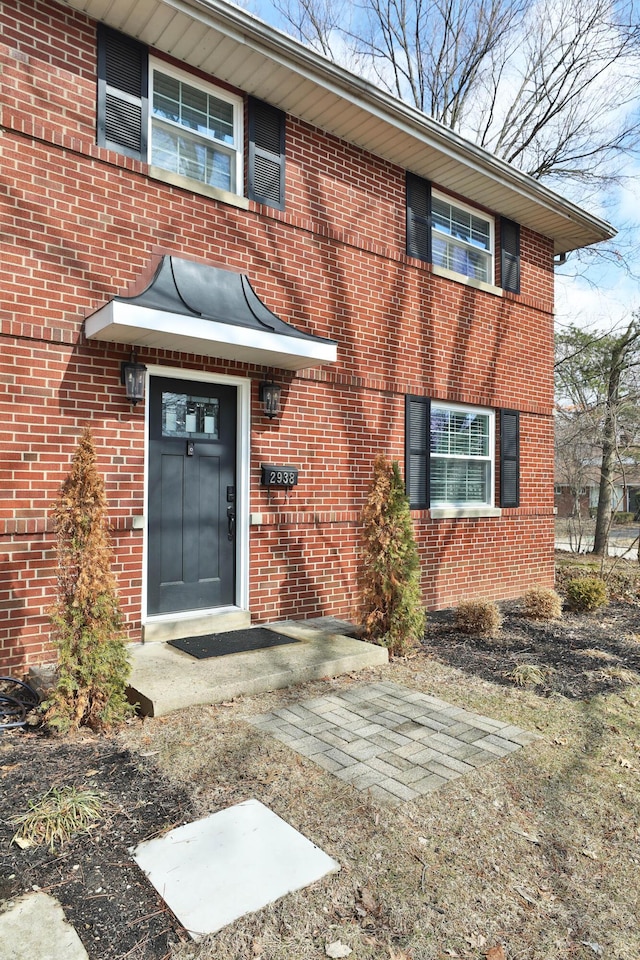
{"left": 0, "top": 0, "right": 556, "bottom": 673}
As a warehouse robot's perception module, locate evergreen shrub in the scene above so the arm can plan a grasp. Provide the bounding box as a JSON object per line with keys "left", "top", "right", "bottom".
{"left": 359, "top": 454, "right": 426, "bottom": 656}
{"left": 565, "top": 576, "right": 609, "bottom": 612}
{"left": 44, "top": 427, "right": 133, "bottom": 733}
{"left": 455, "top": 599, "right": 502, "bottom": 638}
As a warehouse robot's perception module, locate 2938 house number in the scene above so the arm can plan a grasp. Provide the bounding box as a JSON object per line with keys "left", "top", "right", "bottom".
{"left": 260, "top": 465, "right": 299, "bottom": 487}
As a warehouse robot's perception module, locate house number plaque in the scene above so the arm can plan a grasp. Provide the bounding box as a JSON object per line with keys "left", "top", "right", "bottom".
{"left": 261, "top": 465, "right": 299, "bottom": 488}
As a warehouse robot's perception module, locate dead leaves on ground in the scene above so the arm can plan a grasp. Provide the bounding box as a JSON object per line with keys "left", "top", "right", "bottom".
{"left": 355, "top": 886, "right": 381, "bottom": 919}
{"left": 325, "top": 944, "right": 417, "bottom": 960}
{"left": 441, "top": 946, "right": 505, "bottom": 960}
{"left": 325, "top": 942, "right": 352, "bottom": 958}
{"left": 485, "top": 947, "right": 507, "bottom": 960}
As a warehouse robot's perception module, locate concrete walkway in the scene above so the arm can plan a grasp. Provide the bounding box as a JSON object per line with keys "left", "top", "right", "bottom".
{"left": 127, "top": 618, "right": 388, "bottom": 717}
{"left": 249, "top": 680, "right": 538, "bottom": 804}
{"left": 0, "top": 892, "right": 89, "bottom": 960}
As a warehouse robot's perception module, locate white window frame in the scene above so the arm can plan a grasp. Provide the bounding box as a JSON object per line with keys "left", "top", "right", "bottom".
{"left": 149, "top": 59, "right": 244, "bottom": 196}
{"left": 430, "top": 402, "right": 495, "bottom": 509}
{"left": 431, "top": 192, "right": 495, "bottom": 285}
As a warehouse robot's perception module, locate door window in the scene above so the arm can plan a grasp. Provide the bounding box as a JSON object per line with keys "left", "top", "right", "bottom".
{"left": 161, "top": 392, "right": 220, "bottom": 439}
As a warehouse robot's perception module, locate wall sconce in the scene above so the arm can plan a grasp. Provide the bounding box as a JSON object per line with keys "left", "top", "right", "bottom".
{"left": 121, "top": 352, "right": 147, "bottom": 406}
{"left": 259, "top": 380, "right": 282, "bottom": 419}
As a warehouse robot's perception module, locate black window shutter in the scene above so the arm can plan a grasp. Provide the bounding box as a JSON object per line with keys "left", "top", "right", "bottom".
{"left": 97, "top": 24, "right": 148, "bottom": 161}
{"left": 248, "top": 97, "right": 285, "bottom": 210}
{"left": 501, "top": 218, "right": 520, "bottom": 294}
{"left": 406, "top": 173, "right": 431, "bottom": 262}
{"left": 500, "top": 409, "right": 520, "bottom": 507}
{"left": 405, "top": 395, "right": 431, "bottom": 508}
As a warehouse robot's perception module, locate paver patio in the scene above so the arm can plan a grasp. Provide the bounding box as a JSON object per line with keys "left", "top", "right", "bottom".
{"left": 249, "top": 681, "right": 538, "bottom": 803}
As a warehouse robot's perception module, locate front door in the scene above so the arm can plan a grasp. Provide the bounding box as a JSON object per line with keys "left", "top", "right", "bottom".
{"left": 147, "top": 376, "right": 237, "bottom": 616}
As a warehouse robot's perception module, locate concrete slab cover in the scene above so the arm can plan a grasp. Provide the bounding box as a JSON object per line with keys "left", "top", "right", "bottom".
{"left": 131, "top": 799, "right": 339, "bottom": 939}
{"left": 0, "top": 891, "right": 89, "bottom": 960}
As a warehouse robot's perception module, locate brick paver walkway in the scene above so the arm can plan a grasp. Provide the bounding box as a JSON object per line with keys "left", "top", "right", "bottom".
{"left": 249, "top": 681, "right": 538, "bottom": 803}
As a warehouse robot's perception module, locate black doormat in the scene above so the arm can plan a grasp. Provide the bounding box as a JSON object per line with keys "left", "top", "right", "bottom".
{"left": 167, "top": 628, "right": 301, "bottom": 659}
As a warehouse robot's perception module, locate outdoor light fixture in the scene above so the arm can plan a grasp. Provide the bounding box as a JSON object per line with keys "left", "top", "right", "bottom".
{"left": 121, "top": 352, "right": 147, "bottom": 406}
{"left": 259, "top": 380, "right": 282, "bottom": 419}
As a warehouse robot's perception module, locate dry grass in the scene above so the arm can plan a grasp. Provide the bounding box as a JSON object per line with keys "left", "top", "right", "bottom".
{"left": 119, "top": 657, "right": 640, "bottom": 960}
{"left": 505, "top": 661, "right": 547, "bottom": 687}
{"left": 10, "top": 785, "right": 103, "bottom": 852}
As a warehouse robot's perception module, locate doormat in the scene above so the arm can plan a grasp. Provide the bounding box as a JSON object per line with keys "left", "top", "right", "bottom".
{"left": 168, "top": 628, "right": 301, "bottom": 659}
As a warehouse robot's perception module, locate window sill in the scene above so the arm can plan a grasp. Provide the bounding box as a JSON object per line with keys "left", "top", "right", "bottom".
{"left": 148, "top": 166, "right": 250, "bottom": 210}
{"left": 432, "top": 264, "right": 503, "bottom": 297}
{"left": 430, "top": 507, "right": 502, "bottom": 519}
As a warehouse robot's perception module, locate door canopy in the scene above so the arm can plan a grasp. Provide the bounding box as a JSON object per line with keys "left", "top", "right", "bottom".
{"left": 85, "top": 256, "right": 337, "bottom": 371}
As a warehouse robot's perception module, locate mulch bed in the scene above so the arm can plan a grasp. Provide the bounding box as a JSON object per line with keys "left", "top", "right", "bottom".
{"left": 423, "top": 600, "right": 640, "bottom": 699}
{"left": 0, "top": 734, "right": 193, "bottom": 959}
{"left": 2, "top": 597, "right": 640, "bottom": 960}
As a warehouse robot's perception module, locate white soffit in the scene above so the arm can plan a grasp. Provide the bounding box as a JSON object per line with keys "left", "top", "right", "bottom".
{"left": 85, "top": 301, "right": 337, "bottom": 370}
{"left": 59, "top": 0, "right": 616, "bottom": 255}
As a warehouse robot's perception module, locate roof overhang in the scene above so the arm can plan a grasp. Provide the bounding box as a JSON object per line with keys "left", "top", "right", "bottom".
{"left": 85, "top": 256, "right": 337, "bottom": 371}
{"left": 59, "top": 0, "right": 615, "bottom": 256}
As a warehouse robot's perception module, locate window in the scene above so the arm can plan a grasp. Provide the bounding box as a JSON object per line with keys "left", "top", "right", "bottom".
{"left": 97, "top": 26, "right": 286, "bottom": 209}
{"left": 405, "top": 398, "right": 519, "bottom": 510}
{"left": 430, "top": 403, "right": 494, "bottom": 506}
{"left": 431, "top": 194, "right": 493, "bottom": 283}
{"left": 150, "top": 64, "right": 242, "bottom": 193}
{"left": 406, "top": 174, "right": 519, "bottom": 291}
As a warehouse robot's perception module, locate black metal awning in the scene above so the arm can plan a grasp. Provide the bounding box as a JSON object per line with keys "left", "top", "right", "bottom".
{"left": 85, "top": 256, "right": 337, "bottom": 371}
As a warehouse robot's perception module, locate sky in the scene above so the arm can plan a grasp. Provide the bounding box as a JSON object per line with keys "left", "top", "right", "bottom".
{"left": 241, "top": 0, "right": 640, "bottom": 337}
{"left": 555, "top": 168, "right": 640, "bottom": 335}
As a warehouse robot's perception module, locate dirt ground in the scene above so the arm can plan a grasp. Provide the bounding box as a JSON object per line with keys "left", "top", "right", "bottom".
{"left": 2, "top": 562, "right": 640, "bottom": 960}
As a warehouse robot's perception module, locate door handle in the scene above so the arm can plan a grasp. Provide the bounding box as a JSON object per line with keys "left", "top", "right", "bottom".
{"left": 227, "top": 505, "right": 235, "bottom": 541}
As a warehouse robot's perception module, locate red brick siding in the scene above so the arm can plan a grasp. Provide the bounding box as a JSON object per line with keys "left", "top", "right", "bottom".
{"left": 0, "top": 0, "right": 556, "bottom": 673}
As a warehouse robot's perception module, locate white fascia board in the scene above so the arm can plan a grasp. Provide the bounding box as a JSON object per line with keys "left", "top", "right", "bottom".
{"left": 62, "top": 0, "right": 614, "bottom": 250}
{"left": 85, "top": 301, "right": 337, "bottom": 371}
{"left": 168, "top": 0, "right": 615, "bottom": 248}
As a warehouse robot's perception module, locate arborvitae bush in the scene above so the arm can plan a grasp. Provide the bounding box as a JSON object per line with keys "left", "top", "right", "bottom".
{"left": 359, "top": 454, "right": 426, "bottom": 656}
{"left": 522, "top": 585, "right": 563, "bottom": 621}
{"left": 565, "top": 576, "right": 609, "bottom": 612}
{"left": 455, "top": 599, "right": 503, "bottom": 638}
{"left": 44, "top": 427, "right": 133, "bottom": 733}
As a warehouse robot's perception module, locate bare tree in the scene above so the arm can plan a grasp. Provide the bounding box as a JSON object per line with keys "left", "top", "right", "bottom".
{"left": 263, "top": 0, "right": 640, "bottom": 187}
{"left": 591, "top": 322, "right": 640, "bottom": 552}
{"left": 555, "top": 316, "right": 640, "bottom": 556}
{"left": 554, "top": 409, "right": 597, "bottom": 550}
{"left": 473, "top": 0, "right": 640, "bottom": 183}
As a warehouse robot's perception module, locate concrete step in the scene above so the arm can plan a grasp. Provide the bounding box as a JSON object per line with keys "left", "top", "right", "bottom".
{"left": 127, "top": 618, "right": 388, "bottom": 717}
{"left": 142, "top": 608, "right": 251, "bottom": 643}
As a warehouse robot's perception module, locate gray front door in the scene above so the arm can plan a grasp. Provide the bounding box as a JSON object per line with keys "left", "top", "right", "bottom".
{"left": 147, "top": 376, "right": 237, "bottom": 616}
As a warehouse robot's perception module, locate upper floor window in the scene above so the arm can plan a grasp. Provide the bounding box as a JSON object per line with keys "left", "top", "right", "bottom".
{"left": 431, "top": 194, "right": 494, "bottom": 284}
{"left": 150, "top": 65, "right": 242, "bottom": 194}
{"left": 97, "top": 26, "right": 286, "bottom": 210}
{"left": 406, "top": 173, "right": 519, "bottom": 293}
